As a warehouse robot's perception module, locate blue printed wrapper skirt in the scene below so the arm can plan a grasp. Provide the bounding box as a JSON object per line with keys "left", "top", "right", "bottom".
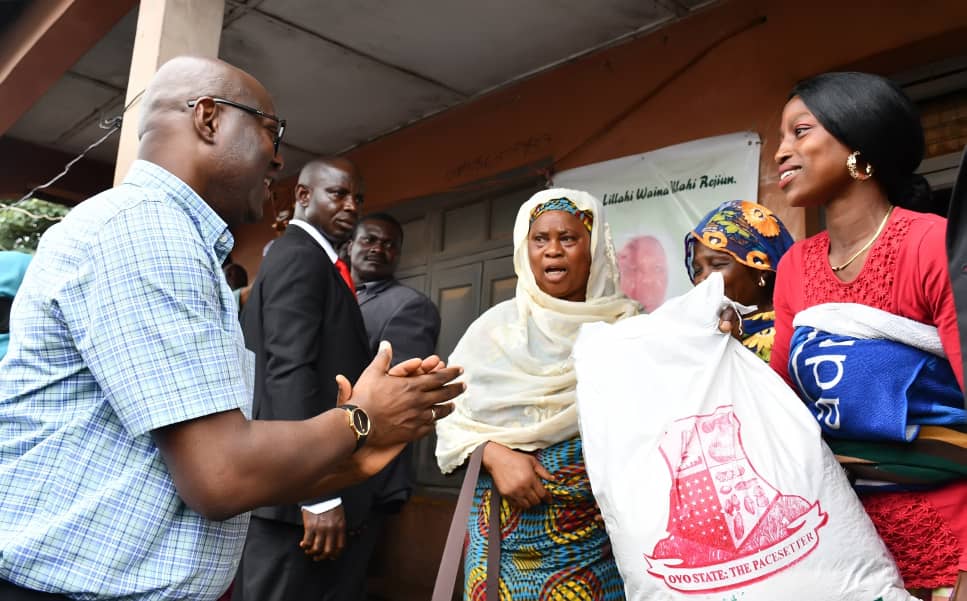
{"left": 463, "top": 437, "right": 626, "bottom": 600}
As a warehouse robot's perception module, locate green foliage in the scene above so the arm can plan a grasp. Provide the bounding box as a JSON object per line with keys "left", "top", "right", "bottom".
{"left": 0, "top": 198, "right": 69, "bottom": 253}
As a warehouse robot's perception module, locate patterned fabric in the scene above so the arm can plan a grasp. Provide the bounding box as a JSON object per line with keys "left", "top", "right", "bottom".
{"left": 828, "top": 426, "right": 967, "bottom": 488}
{"left": 740, "top": 309, "right": 776, "bottom": 362}
{"left": 685, "top": 200, "right": 794, "bottom": 282}
{"left": 529, "top": 197, "right": 593, "bottom": 233}
{"left": 861, "top": 485, "right": 964, "bottom": 590}
{"left": 464, "top": 438, "right": 625, "bottom": 600}
{"left": 0, "top": 160, "right": 254, "bottom": 599}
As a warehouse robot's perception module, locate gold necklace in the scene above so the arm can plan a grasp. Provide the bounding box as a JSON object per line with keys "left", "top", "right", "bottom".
{"left": 830, "top": 206, "right": 894, "bottom": 272}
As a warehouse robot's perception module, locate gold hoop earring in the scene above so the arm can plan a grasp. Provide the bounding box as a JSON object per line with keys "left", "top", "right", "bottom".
{"left": 758, "top": 275, "right": 767, "bottom": 288}
{"left": 847, "top": 151, "right": 874, "bottom": 180}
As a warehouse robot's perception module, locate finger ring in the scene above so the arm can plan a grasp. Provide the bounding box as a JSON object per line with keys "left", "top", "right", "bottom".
{"left": 430, "top": 407, "right": 437, "bottom": 420}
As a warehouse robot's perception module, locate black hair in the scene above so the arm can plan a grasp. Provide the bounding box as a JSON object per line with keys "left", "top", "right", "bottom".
{"left": 790, "top": 72, "right": 931, "bottom": 211}
{"left": 222, "top": 263, "right": 249, "bottom": 290}
{"left": 355, "top": 212, "right": 403, "bottom": 243}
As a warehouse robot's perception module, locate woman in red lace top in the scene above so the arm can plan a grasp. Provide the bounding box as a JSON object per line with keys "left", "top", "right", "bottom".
{"left": 769, "top": 72, "right": 966, "bottom": 600}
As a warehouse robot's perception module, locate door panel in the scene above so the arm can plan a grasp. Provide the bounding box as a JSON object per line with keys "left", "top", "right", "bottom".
{"left": 442, "top": 202, "right": 488, "bottom": 253}
{"left": 399, "top": 217, "right": 430, "bottom": 269}
{"left": 482, "top": 255, "right": 516, "bottom": 309}
{"left": 413, "top": 263, "right": 483, "bottom": 490}
{"left": 397, "top": 274, "right": 428, "bottom": 295}
{"left": 430, "top": 263, "right": 482, "bottom": 361}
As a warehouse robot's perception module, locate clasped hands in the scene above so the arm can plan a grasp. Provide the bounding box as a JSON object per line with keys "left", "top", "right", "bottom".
{"left": 299, "top": 342, "right": 462, "bottom": 560}
{"left": 335, "top": 341, "right": 462, "bottom": 450}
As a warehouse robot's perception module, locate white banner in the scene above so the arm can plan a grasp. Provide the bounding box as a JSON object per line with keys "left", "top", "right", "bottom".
{"left": 553, "top": 132, "right": 760, "bottom": 312}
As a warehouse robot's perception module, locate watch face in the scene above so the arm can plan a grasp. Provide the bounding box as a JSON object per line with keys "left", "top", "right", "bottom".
{"left": 352, "top": 409, "right": 371, "bottom": 435}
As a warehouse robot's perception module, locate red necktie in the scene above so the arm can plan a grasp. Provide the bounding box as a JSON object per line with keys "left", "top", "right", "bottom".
{"left": 334, "top": 258, "right": 356, "bottom": 299}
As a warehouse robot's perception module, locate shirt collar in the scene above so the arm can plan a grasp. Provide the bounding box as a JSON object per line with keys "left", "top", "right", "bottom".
{"left": 123, "top": 160, "right": 234, "bottom": 262}
{"left": 288, "top": 219, "right": 338, "bottom": 264}
{"left": 357, "top": 279, "right": 393, "bottom": 294}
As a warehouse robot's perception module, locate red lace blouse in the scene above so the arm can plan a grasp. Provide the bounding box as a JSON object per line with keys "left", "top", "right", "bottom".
{"left": 770, "top": 207, "right": 963, "bottom": 389}
{"left": 768, "top": 207, "right": 966, "bottom": 588}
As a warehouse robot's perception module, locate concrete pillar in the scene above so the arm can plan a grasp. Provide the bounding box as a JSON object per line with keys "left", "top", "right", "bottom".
{"left": 114, "top": 0, "right": 225, "bottom": 184}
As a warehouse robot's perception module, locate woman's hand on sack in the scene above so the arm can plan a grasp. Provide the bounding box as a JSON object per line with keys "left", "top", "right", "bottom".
{"left": 482, "top": 442, "right": 554, "bottom": 510}
{"left": 718, "top": 305, "right": 742, "bottom": 340}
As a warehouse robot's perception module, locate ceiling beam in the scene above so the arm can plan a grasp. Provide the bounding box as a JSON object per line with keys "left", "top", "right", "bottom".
{"left": 241, "top": 6, "right": 469, "bottom": 98}
{"left": 0, "top": 0, "right": 136, "bottom": 137}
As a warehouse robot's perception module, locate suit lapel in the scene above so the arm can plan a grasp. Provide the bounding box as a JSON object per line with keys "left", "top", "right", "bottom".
{"left": 286, "top": 225, "right": 350, "bottom": 289}
{"left": 285, "top": 226, "right": 370, "bottom": 353}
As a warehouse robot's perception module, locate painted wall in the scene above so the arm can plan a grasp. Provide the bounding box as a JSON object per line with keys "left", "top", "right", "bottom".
{"left": 8, "top": 1, "right": 960, "bottom": 282}
{"left": 23, "top": 0, "right": 953, "bottom": 278}
{"left": 319, "top": 0, "right": 965, "bottom": 244}
{"left": 0, "top": 137, "right": 113, "bottom": 204}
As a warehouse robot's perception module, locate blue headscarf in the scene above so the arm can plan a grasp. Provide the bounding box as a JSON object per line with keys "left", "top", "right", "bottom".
{"left": 0, "top": 251, "right": 32, "bottom": 360}
{"left": 685, "top": 201, "right": 794, "bottom": 283}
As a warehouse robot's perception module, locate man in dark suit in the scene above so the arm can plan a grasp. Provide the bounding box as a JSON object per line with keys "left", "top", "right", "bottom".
{"left": 348, "top": 214, "right": 442, "bottom": 516}
{"left": 235, "top": 157, "right": 381, "bottom": 601}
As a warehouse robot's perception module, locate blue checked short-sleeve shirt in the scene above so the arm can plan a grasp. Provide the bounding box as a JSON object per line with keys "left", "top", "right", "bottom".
{"left": 0, "top": 160, "right": 254, "bottom": 600}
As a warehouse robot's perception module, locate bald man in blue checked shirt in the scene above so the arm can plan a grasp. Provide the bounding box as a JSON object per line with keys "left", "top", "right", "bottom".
{"left": 0, "top": 56, "right": 461, "bottom": 601}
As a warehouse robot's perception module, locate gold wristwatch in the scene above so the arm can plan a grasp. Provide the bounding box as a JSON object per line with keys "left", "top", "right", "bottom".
{"left": 339, "top": 405, "right": 371, "bottom": 452}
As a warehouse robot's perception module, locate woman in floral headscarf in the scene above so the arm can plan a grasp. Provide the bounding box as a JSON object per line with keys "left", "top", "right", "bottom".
{"left": 685, "top": 200, "right": 794, "bottom": 362}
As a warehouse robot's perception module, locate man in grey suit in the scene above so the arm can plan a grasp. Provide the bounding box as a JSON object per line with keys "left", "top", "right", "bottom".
{"left": 349, "top": 213, "right": 441, "bottom": 369}
{"left": 348, "top": 213, "right": 441, "bottom": 520}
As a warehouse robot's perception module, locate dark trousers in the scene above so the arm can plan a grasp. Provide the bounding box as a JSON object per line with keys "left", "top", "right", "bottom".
{"left": 231, "top": 513, "right": 385, "bottom": 601}
{"left": 0, "top": 579, "right": 70, "bottom": 600}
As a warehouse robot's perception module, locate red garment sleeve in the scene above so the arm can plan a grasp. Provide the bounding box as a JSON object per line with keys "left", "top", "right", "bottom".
{"left": 915, "top": 220, "right": 964, "bottom": 390}
{"left": 769, "top": 250, "right": 799, "bottom": 388}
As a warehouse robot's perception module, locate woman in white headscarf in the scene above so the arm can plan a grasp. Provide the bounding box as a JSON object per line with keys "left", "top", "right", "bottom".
{"left": 436, "top": 189, "right": 638, "bottom": 600}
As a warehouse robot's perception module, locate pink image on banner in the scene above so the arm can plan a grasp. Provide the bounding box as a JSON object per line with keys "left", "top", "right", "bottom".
{"left": 644, "top": 406, "right": 828, "bottom": 593}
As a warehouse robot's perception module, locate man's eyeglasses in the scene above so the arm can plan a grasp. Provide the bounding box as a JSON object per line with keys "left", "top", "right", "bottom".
{"left": 186, "top": 97, "right": 286, "bottom": 155}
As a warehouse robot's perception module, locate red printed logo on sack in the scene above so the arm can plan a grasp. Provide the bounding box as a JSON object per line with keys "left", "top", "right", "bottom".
{"left": 644, "top": 406, "right": 827, "bottom": 593}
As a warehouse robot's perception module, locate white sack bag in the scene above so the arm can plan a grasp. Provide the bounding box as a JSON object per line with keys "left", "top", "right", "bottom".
{"left": 573, "top": 273, "right": 911, "bottom": 601}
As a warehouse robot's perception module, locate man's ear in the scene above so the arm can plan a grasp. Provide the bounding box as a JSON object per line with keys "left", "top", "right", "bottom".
{"left": 190, "top": 97, "right": 218, "bottom": 145}
{"left": 294, "top": 183, "right": 310, "bottom": 206}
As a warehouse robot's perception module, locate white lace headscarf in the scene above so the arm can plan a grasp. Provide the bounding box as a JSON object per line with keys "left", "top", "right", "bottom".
{"left": 435, "top": 188, "right": 639, "bottom": 473}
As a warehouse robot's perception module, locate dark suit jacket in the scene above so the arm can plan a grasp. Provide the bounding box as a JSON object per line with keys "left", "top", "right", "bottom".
{"left": 946, "top": 147, "right": 967, "bottom": 403}
{"left": 241, "top": 225, "right": 374, "bottom": 528}
{"left": 357, "top": 279, "right": 441, "bottom": 366}
{"left": 356, "top": 279, "right": 441, "bottom": 506}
